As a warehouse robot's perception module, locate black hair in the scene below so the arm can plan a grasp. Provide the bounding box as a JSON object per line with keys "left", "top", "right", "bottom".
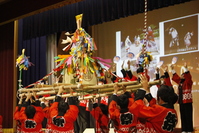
{"left": 25, "top": 105, "right": 36, "bottom": 119}
{"left": 136, "top": 67, "right": 144, "bottom": 74}
{"left": 157, "top": 85, "right": 178, "bottom": 105}
{"left": 58, "top": 100, "right": 69, "bottom": 116}
{"left": 160, "top": 75, "right": 166, "bottom": 79}
{"left": 118, "top": 94, "right": 129, "bottom": 109}
{"left": 99, "top": 103, "right": 108, "bottom": 116}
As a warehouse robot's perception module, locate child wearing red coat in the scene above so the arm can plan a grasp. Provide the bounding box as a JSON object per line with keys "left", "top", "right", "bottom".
{"left": 121, "top": 60, "right": 138, "bottom": 82}
{"left": 19, "top": 92, "right": 44, "bottom": 133}
{"left": 14, "top": 95, "right": 25, "bottom": 133}
{"left": 90, "top": 101, "right": 110, "bottom": 133}
{"left": 40, "top": 98, "right": 52, "bottom": 133}
{"left": 155, "top": 66, "right": 172, "bottom": 88}
{"left": 49, "top": 86, "right": 79, "bottom": 133}
{"left": 130, "top": 74, "right": 178, "bottom": 133}
{"left": 109, "top": 85, "right": 137, "bottom": 133}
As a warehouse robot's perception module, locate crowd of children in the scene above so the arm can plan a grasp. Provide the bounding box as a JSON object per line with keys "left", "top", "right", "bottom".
{"left": 13, "top": 60, "right": 193, "bottom": 133}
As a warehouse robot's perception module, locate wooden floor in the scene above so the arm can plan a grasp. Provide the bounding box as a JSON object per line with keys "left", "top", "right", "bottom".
{"left": 3, "top": 128, "right": 199, "bottom": 133}
{"left": 83, "top": 128, "right": 181, "bottom": 133}
{"left": 173, "top": 128, "right": 181, "bottom": 133}
{"left": 84, "top": 128, "right": 199, "bottom": 133}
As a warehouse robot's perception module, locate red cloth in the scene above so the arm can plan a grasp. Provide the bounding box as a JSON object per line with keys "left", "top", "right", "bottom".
{"left": 13, "top": 106, "right": 21, "bottom": 133}
{"left": 164, "top": 76, "right": 172, "bottom": 87}
{"left": 128, "top": 97, "right": 135, "bottom": 107}
{"left": 172, "top": 72, "right": 193, "bottom": 103}
{"left": 100, "top": 96, "right": 109, "bottom": 105}
{"left": 140, "top": 72, "right": 150, "bottom": 82}
{"left": 0, "top": 115, "right": 2, "bottom": 125}
{"left": 124, "top": 76, "right": 138, "bottom": 82}
{"left": 42, "top": 106, "right": 52, "bottom": 130}
{"left": 19, "top": 106, "right": 44, "bottom": 133}
{"left": 0, "top": 115, "right": 2, "bottom": 133}
{"left": 114, "top": 77, "right": 122, "bottom": 83}
{"left": 122, "top": 69, "right": 138, "bottom": 82}
{"left": 90, "top": 106, "right": 110, "bottom": 133}
{"left": 129, "top": 76, "right": 138, "bottom": 81}
{"left": 79, "top": 95, "right": 90, "bottom": 107}
{"left": 49, "top": 102, "right": 79, "bottom": 132}
{"left": 109, "top": 99, "right": 137, "bottom": 133}
{"left": 129, "top": 99, "right": 178, "bottom": 133}
{"left": 155, "top": 76, "right": 172, "bottom": 88}
{"left": 79, "top": 99, "right": 90, "bottom": 111}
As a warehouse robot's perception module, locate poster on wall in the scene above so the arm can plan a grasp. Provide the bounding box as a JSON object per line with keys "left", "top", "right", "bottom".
{"left": 116, "top": 23, "right": 160, "bottom": 77}
{"left": 160, "top": 14, "right": 198, "bottom": 55}
{"left": 119, "top": 24, "right": 160, "bottom": 60}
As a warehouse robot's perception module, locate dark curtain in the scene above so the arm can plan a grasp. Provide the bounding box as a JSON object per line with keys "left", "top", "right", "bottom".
{"left": 18, "top": 20, "right": 47, "bottom": 88}
{"left": 22, "top": 0, "right": 192, "bottom": 40}
{"left": 0, "top": 22, "right": 14, "bottom": 128}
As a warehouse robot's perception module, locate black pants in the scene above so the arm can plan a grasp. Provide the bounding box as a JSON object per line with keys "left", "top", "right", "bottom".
{"left": 179, "top": 103, "right": 193, "bottom": 132}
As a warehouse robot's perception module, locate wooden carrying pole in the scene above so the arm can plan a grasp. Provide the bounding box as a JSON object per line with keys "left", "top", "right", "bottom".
{"left": 40, "top": 92, "right": 116, "bottom": 101}
{"left": 38, "top": 80, "right": 160, "bottom": 101}
{"left": 18, "top": 81, "right": 139, "bottom": 93}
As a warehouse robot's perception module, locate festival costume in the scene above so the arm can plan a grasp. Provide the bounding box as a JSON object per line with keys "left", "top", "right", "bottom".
{"left": 19, "top": 101, "right": 44, "bottom": 133}
{"left": 111, "top": 71, "right": 118, "bottom": 83}
{"left": 109, "top": 94, "right": 137, "bottom": 133}
{"left": 156, "top": 71, "right": 172, "bottom": 88}
{"left": 90, "top": 103, "right": 109, "bottom": 133}
{"left": 49, "top": 96, "right": 79, "bottom": 133}
{"left": 164, "top": 72, "right": 172, "bottom": 87}
{"left": 14, "top": 105, "right": 22, "bottom": 133}
{"left": 121, "top": 69, "right": 137, "bottom": 81}
{"left": 130, "top": 89, "right": 178, "bottom": 133}
{"left": 172, "top": 70, "right": 193, "bottom": 132}
{"left": 41, "top": 103, "right": 52, "bottom": 133}
{"left": 139, "top": 72, "right": 150, "bottom": 82}
{"left": 111, "top": 68, "right": 137, "bottom": 83}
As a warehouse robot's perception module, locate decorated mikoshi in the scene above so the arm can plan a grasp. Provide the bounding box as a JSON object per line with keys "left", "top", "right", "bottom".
{"left": 55, "top": 13, "right": 112, "bottom": 85}
{"left": 17, "top": 14, "right": 160, "bottom": 101}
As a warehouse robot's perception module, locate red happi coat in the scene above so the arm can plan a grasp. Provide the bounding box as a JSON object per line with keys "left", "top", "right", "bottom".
{"left": 19, "top": 106, "right": 44, "bottom": 133}
{"left": 49, "top": 102, "right": 79, "bottom": 133}
{"left": 100, "top": 96, "right": 109, "bottom": 105}
{"left": 130, "top": 99, "right": 178, "bottom": 133}
{"left": 109, "top": 97, "right": 137, "bottom": 133}
{"left": 13, "top": 106, "right": 22, "bottom": 133}
{"left": 163, "top": 72, "right": 172, "bottom": 87}
{"left": 90, "top": 106, "right": 110, "bottom": 133}
{"left": 42, "top": 106, "right": 52, "bottom": 133}
{"left": 156, "top": 71, "right": 172, "bottom": 88}
{"left": 121, "top": 69, "right": 138, "bottom": 82}
{"left": 172, "top": 71, "right": 193, "bottom": 103}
